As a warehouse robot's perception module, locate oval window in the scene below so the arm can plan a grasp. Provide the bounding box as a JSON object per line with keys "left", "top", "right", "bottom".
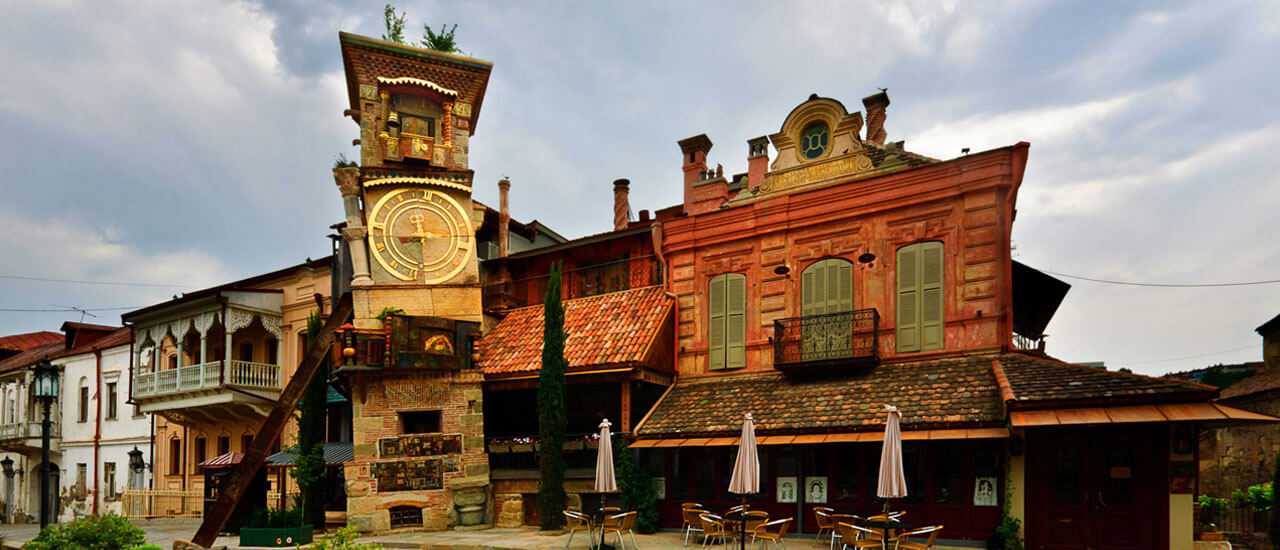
{"left": 801, "top": 122, "right": 829, "bottom": 159}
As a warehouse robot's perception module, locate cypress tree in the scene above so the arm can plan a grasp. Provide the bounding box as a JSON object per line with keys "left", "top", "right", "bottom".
{"left": 537, "top": 262, "right": 568, "bottom": 530}
{"left": 1271, "top": 445, "right": 1280, "bottom": 549}
{"left": 293, "top": 310, "right": 328, "bottom": 528}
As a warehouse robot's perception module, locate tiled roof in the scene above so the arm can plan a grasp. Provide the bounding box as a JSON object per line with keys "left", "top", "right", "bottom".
{"left": 199, "top": 452, "right": 244, "bottom": 469}
{"left": 0, "top": 331, "right": 61, "bottom": 352}
{"left": 61, "top": 327, "right": 132, "bottom": 357}
{"left": 999, "top": 353, "right": 1215, "bottom": 406}
{"left": 0, "top": 341, "right": 63, "bottom": 374}
{"left": 478, "top": 286, "right": 672, "bottom": 376}
{"left": 636, "top": 354, "right": 1005, "bottom": 438}
{"left": 1220, "top": 369, "right": 1280, "bottom": 400}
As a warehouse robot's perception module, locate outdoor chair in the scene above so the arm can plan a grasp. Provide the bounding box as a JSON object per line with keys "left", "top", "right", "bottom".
{"left": 866, "top": 512, "right": 906, "bottom": 540}
{"left": 829, "top": 514, "right": 860, "bottom": 549}
{"left": 744, "top": 510, "right": 770, "bottom": 544}
{"left": 604, "top": 511, "right": 640, "bottom": 550}
{"left": 680, "top": 503, "right": 711, "bottom": 547}
{"left": 813, "top": 508, "right": 836, "bottom": 549}
{"left": 700, "top": 512, "right": 729, "bottom": 548}
{"left": 563, "top": 510, "right": 597, "bottom": 550}
{"left": 682, "top": 504, "right": 706, "bottom": 546}
{"left": 835, "top": 522, "right": 882, "bottom": 550}
{"left": 752, "top": 517, "right": 792, "bottom": 550}
{"left": 891, "top": 525, "right": 942, "bottom": 550}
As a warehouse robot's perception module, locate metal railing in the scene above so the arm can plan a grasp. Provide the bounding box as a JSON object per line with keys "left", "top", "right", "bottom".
{"left": 133, "top": 360, "right": 281, "bottom": 399}
{"left": 120, "top": 489, "right": 203, "bottom": 518}
{"left": 773, "top": 308, "right": 879, "bottom": 369}
{"left": 0, "top": 420, "right": 60, "bottom": 440}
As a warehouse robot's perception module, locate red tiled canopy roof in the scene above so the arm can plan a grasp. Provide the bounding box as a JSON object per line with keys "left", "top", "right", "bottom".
{"left": 998, "top": 353, "right": 1215, "bottom": 406}
{"left": 637, "top": 354, "right": 1006, "bottom": 438}
{"left": 0, "top": 341, "right": 63, "bottom": 374}
{"left": 0, "top": 331, "right": 61, "bottom": 352}
{"left": 478, "top": 286, "right": 672, "bottom": 376}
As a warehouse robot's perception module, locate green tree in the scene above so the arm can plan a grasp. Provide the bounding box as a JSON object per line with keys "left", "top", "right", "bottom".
{"left": 537, "top": 262, "right": 568, "bottom": 530}
{"left": 291, "top": 310, "right": 328, "bottom": 528}
{"left": 614, "top": 435, "right": 659, "bottom": 533}
{"left": 420, "top": 23, "right": 459, "bottom": 53}
{"left": 381, "top": 4, "right": 406, "bottom": 44}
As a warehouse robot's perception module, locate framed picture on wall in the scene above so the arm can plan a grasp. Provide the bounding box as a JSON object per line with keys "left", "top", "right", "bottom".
{"left": 806, "top": 476, "right": 827, "bottom": 503}
{"left": 652, "top": 477, "right": 666, "bottom": 500}
{"left": 973, "top": 476, "right": 998, "bottom": 506}
{"left": 776, "top": 476, "right": 797, "bottom": 503}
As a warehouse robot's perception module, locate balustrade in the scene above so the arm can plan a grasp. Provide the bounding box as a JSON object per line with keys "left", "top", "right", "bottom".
{"left": 132, "top": 360, "right": 281, "bottom": 399}
{"left": 773, "top": 308, "right": 879, "bottom": 370}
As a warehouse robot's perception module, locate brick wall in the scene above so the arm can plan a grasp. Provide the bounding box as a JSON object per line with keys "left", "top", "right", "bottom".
{"left": 344, "top": 369, "right": 489, "bottom": 532}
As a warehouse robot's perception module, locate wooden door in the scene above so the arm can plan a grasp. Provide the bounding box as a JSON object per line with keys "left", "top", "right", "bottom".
{"left": 1028, "top": 429, "right": 1164, "bottom": 550}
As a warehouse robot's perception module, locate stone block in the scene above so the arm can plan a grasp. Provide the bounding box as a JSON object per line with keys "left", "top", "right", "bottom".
{"left": 347, "top": 514, "right": 374, "bottom": 532}
{"left": 465, "top": 463, "right": 489, "bottom": 477}
{"left": 459, "top": 413, "right": 484, "bottom": 426}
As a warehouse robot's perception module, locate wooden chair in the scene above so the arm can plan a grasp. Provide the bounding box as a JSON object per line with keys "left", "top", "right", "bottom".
{"left": 604, "top": 511, "right": 640, "bottom": 550}
{"left": 834, "top": 522, "right": 881, "bottom": 550}
{"left": 699, "top": 512, "right": 729, "bottom": 548}
{"left": 752, "top": 517, "right": 792, "bottom": 550}
{"left": 891, "top": 525, "right": 942, "bottom": 550}
{"left": 682, "top": 504, "right": 706, "bottom": 547}
{"left": 744, "top": 510, "right": 769, "bottom": 545}
{"left": 563, "top": 510, "right": 597, "bottom": 550}
{"left": 813, "top": 508, "right": 836, "bottom": 549}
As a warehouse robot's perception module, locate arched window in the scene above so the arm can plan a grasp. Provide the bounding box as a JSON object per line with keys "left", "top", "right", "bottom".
{"left": 708, "top": 273, "right": 747, "bottom": 370}
{"left": 896, "top": 242, "right": 945, "bottom": 353}
{"left": 802, "top": 258, "right": 854, "bottom": 316}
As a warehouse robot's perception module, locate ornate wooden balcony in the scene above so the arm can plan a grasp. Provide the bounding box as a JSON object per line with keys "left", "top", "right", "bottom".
{"left": 773, "top": 308, "right": 879, "bottom": 371}
{"left": 132, "top": 360, "right": 281, "bottom": 400}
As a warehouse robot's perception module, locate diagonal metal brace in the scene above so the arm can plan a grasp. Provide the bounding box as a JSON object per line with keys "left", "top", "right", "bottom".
{"left": 192, "top": 293, "right": 353, "bottom": 547}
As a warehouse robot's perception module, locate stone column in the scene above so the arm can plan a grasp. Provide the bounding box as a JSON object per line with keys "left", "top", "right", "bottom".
{"left": 335, "top": 167, "right": 373, "bottom": 287}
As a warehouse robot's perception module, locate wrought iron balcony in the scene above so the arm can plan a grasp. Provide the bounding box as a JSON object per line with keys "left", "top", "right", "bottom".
{"left": 773, "top": 308, "right": 879, "bottom": 370}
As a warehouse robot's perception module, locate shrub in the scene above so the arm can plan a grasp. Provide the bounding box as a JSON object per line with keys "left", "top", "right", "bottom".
{"left": 128, "top": 546, "right": 165, "bottom": 550}
{"left": 303, "top": 527, "right": 383, "bottom": 550}
{"left": 250, "top": 505, "right": 305, "bottom": 528}
{"left": 23, "top": 512, "right": 145, "bottom": 550}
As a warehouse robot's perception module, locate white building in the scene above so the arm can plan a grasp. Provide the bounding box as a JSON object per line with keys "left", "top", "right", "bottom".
{"left": 52, "top": 323, "right": 152, "bottom": 518}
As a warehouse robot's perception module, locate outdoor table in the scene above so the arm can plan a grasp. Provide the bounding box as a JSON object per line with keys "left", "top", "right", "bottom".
{"left": 721, "top": 511, "right": 752, "bottom": 550}
{"left": 860, "top": 519, "right": 914, "bottom": 550}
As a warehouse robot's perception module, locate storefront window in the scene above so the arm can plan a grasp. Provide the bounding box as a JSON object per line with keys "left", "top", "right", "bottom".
{"left": 934, "top": 442, "right": 961, "bottom": 505}
{"left": 694, "top": 450, "right": 717, "bottom": 501}
{"left": 902, "top": 442, "right": 925, "bottom": 504}
{"left": 670, "top": 450, "right": 690, "bottom": 500}
{"left": 973, "top": 451, "right": 1000, "bottom": 507}
{"left": 831, "top": 445, "right": 860, "bottom": 503}
{"left": 1053, "top": 446, "right": 1081, "bottom": 504}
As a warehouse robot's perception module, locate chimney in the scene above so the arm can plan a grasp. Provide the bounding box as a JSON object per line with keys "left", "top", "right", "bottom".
{"left": 862, "top": 91, "right": 890, "bottom": 145}
{"left": 746, "top": 136, "right": 769, "bottom": 190}
{"left": 497, "top": 178, "right": 511, "bottom": 257}
{"left": 613, "top": 178, "right": 631, "bottom": 231}
{"left": 678, "top": 134, "right": 713, "bottom": 214}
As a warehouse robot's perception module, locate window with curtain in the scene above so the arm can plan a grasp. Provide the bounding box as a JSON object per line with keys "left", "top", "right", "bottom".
{"left": 896, "top": 242, "right": 945, "bottom": 353}
{"left": 708, "top": 273, "right": 747, "bottom": 370}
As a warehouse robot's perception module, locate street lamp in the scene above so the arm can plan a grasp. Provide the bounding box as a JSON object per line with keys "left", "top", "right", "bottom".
{"left": 1, "top": 456, "right": 12, "bottom": 523}
{"left": 128, "top": 446, "right": 145, "bottom": 474}
{"left": 30, "top": 358, "right": 60, "bottom": 530}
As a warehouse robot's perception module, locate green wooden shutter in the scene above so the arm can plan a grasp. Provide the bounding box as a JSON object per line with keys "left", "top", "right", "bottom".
{"left": 803, "top": 259, "right": 854, "bottom": 316}
{"left": 834, "top": 260, "right": 853, "bottom": 312}
{"left": 726, "top": 274, "right": 746, "bottom": 369}
{"left": 896, "top": 246, "right": 920, "bottom": 353}
{"left": 802, "top": 267, "right": 817, "bottom": 316}
{"left": 920, "top": 242, "right": 945, "bottom": 351}
{"left": 709, "top": 275, "right": 726, "bottom": 370}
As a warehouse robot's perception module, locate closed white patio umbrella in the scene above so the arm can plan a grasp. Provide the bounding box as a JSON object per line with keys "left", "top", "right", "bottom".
{"left": 877, "top": 404, "right": 907, "bottom": 511}
{"left": 727, "top": 412, "right": 758, "bottom": 550}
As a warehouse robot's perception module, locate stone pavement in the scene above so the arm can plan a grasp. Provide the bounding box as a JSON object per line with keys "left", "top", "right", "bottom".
{"left": 0, "top": 519, "right": 975, "bottom": 550}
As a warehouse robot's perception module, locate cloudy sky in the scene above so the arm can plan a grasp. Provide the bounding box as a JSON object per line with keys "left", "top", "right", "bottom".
{"left": 1, "top": 1, "right": 1277, "bottom": 376}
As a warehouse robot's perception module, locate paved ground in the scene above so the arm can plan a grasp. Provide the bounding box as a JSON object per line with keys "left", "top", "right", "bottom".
{"left": 0, "top": 518, "right": 976, "bottom": 549}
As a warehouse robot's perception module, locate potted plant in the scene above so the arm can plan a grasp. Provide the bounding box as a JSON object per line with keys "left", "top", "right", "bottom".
{"left": 240, "top": 506, "right": 314, "bottom": 548}
{"left": 563, "top": 437, "right": 584, "bottom": 451}
{"left": 585, "top": 433, "right": 600, "bottom": 450}
{"left": 489, "top": 438, "right": 511, "bottom": 454}
{"left": 511, "top": 436, "right": 535, "bottom": 453}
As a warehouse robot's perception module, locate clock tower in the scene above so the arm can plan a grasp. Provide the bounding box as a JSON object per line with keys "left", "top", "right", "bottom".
{"left": 333, "top": 32, "right": 494, "bottom": 532}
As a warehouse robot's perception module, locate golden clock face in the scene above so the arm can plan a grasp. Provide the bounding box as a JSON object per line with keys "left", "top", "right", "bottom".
{"left": 367, "top": 188, "right": 473, "bottom": 283}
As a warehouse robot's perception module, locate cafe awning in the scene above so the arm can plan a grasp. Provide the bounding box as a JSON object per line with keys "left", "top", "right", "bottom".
{"left": 1010, "top": 402, "right": 1277, "bottom": 427}
{"left": 630, "top": 427, "right": 1009, "bottom": 448}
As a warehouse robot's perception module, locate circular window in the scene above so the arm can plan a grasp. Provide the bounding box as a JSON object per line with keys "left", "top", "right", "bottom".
{"left": 801, "top": 122, "right": 829, "bottom": 159}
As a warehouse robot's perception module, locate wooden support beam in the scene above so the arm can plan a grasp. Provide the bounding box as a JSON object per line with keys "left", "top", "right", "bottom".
{"left": 193, "top": 293, "right": 352, "bottom": 547}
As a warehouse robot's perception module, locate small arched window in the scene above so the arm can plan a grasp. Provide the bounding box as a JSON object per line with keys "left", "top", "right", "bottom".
{"left": 801, "top": 121, "right": 830, "bottom": 159}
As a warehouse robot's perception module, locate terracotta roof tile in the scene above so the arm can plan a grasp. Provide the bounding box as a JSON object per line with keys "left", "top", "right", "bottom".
{"left": 999, "top": 353, "right": 1214, "bottom": 405}
{"left": 0, "top": 341, "right": 63, "bottom": 375}
{"left": 0, "top": 331, "right": 61, "bottom": 352}
{"left": 61, "top": 327, "right": 132, "bottom": 357}
{"left": 1219, "top": 369, "right": 1280, "bottom": 400}
{"left": 637, "top": 354, "right": 1005, "bottom": 438}
{"left": 478, "top": 286, "right": 672, "bottom": 375}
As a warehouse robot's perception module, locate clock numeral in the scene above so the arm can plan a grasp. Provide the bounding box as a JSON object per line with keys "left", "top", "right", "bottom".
{"left": 374, "top": 242, "right": 386, "bottom": 252}
{"left": 389, "top": 259, "right": 398, "bottom": 269}
{"left": 408, "top": 268, "right": 418, "bottom": 279}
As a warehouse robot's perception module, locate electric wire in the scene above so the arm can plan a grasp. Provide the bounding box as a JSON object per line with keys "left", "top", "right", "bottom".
{"left": 1113, "top": 343, "right": 1262, "bottom": 366}
{"left": 1040, "top": 270, "right": 1280, "bottom": 288}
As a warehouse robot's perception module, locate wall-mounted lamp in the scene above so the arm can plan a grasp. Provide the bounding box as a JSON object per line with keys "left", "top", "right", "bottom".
{"left": 857, "top": 252, "right": 877, "bottom": 264}
{"left": 773, "top": 265, "right": 791, "bottom": 276}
